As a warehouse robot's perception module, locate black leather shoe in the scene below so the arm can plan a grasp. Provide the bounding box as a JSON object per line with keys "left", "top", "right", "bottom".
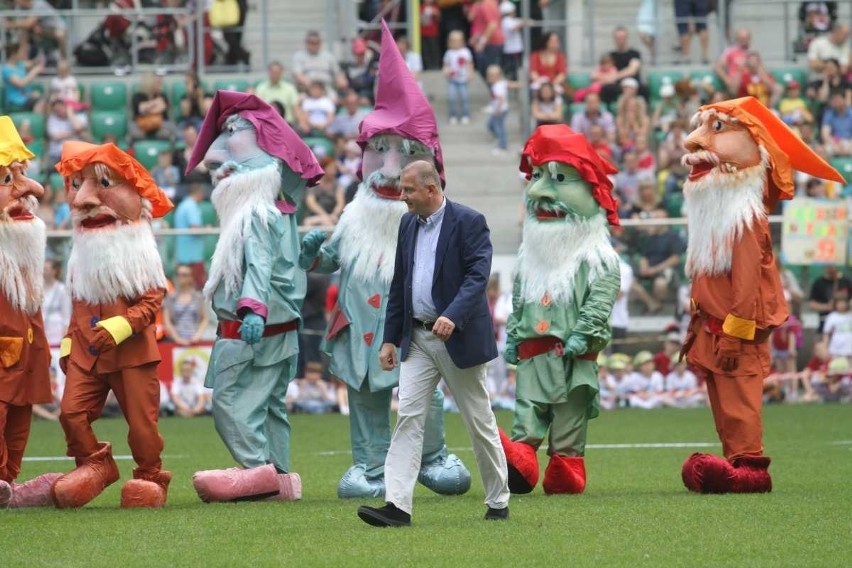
{"left": 484, "top": 506, "right": 509, "bottom": 520}
{"left": 357, "top": 503, "right": 411, "bottom": 527}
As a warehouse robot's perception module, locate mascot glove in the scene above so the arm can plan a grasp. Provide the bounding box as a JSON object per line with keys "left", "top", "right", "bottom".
{"left": 298, "top": 230, "right": 327, "bottom": 270}
{"left": 716, "top": 335, "right": 741, "bottom": 372}
{"left": 90, "top": 327, "right": 118, "bottom": 354}
{"left": 503, "top": 341, "right": 519, "bottom": 365}
{"left": 240, "top": 313, "right": 265, "bottom": 345}
{"left": 563, "top": 334, "right": 589, "bottom": 359}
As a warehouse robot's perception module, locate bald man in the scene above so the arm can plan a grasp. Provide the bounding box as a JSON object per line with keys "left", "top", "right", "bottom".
{"left": 357, "top": 161, "right": 509, "bottom": 527}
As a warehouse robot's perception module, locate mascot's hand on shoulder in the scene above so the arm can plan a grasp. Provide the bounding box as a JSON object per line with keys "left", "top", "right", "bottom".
{"left": 240, "top": 313, "right": 265, "bottom": 345}
{"left": 298, "top": 230, "right": 327, "bottom": 270}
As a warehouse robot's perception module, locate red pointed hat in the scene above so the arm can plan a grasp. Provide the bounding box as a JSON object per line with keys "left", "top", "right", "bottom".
{"left": 357, "top": 20, "right": 445, "bottom": 187}
{"left": 520, "top": 124, "right": 620, "bottom": 226}
{"left": 186, "top": 90, "right": 323, "bottom": 185}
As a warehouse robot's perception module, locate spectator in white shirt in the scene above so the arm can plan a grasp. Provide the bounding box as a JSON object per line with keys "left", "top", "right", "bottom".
{"left": 170, "top": 359, "right": 211, "bottom": 417}
{"left": 823, "top": 296, "right": 852, "bottom": 359}
{"left": 663, "top": 359, "right": 705, "bottom": 408}
{"left": 624, "top": 351, "right": 665, "bottom": 409}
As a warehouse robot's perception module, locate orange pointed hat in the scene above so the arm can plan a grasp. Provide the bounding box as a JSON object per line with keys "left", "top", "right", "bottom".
{"left": 55, "top": 141, "right": 174, "bottom": 218}
{"left": 698, "top": 96, "right": 845, "bottom": 198}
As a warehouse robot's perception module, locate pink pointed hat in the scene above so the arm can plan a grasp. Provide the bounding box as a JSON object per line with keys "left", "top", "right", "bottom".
{"left": 186, "top": 90, "right": 323, "bottom": 185}
{"left": 357, "top": 20, "right": 445, "bottom": 188}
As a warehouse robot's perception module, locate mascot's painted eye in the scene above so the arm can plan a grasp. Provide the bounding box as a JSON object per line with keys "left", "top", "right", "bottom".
{"left": 100, "top": 177, "right": 112, "bottom": 188}
{"left": 531, "top": 168, "right": 542, "bottom": 180}
{"left": 227, "top": 123, "right": 237, "bottom": 134}
{"left": 712, "top": 119, "right": 724, "bottom": 132}
{"left": 71, "top": 178, "right": 81, "bottom": 190}
{"left": 2, "top": 173, "right": 11, "bottom": 184}
{"left": 555, "top": 173, "right": 566, "bottom": 182}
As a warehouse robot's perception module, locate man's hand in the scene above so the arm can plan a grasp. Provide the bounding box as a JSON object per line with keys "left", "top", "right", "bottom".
{"left": 563, "top": 334, "right": 588, "bottom": 358}
{"left": 503, "top": 341, "right": 519, "bottom": 365}
{"left": 379, "top": 342, "right": 398, "bottom": 371}
{"left": 716, "top": 335, "right": 741, "bottom": 372}
{"left": 298, "top": 230, "right": 327, "bottom": 269}
{"left": 432, "top": 316, "right": 456, "bottom": 341}
{"left": 240, "top": 313, "right": 265, "bottom": 345}
{"left": 90, "top": 327, "right": 117, "bottom": 353}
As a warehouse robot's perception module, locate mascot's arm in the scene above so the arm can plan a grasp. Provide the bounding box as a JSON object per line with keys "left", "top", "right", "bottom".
{"left": 568, "top": 262, "right": 621, "bottom": 355}
{"left": 724, "top": 223, "right": 763, "bottom": 341}
{"left": 312, "top": 238, "right": 342, "bottom": 274}
{"left": 503, "top": 274, "right": 522, "bottom": 364}
{"left": 95, "top": 288, "right": 166, "bottom": 347}
{"left": 237, "top": 213, "right": 275, "bottom": 320}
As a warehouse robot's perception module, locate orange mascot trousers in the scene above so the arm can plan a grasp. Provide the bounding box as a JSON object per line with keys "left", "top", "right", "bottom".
{"left": 690, "top": 324, "right": 768, "bottom": 461}
{"left": 0, "top": 402, "right": 33, "bottom": 483}
{"left": 60, "top": 361, "right": 163, "bottom": 475}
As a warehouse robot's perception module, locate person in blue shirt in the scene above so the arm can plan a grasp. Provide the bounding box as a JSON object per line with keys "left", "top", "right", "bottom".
{"left": 173, "top": 183, "right": 207, "bottom": 289}
{"left": 821, "top": 90, "right": 852, "bottom": 155}
{"left": 2, "top": 43, "right": 45, "bottom": 113}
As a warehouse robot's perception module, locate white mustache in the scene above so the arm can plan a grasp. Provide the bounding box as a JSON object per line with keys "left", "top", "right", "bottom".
{"left": 0, "top": 195, "right": 38, "bottom": 220}
{"left": 72, "top": 206, "right": 120, "bottom": 223}
{"left": 681, "top": 150, "right": 721, "bottom": 168}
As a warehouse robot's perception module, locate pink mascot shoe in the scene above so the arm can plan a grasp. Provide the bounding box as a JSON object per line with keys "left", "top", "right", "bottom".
{"left": 121, "top": 470, "right": 172, "bottom": 508}
{"left": 542, "top": 455, "right": 587, "bottom": 495}
{"left": 499, "top": 428, "right": 539, "bottom": 494}
{"left": 193, "top": 464, "right": 281, "bottom": 502}
{"left": 52, "top": 442, "right": 120, "bottom": 508}
{"left": 682, "top": 452, "right": 772, "bottom": 494}
{"left": 10, "top": 473, "right": 63, "bottom": 508}
{"left": 266, "top": 472, "right": 302, "bottom": 501}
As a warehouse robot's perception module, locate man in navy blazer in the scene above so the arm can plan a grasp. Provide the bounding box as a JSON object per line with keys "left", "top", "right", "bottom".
{"left": 357, "top": 160, "right": 509, "bottom": 527}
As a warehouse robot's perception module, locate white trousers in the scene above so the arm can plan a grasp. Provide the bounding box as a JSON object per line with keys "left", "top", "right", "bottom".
{"left": 384, "top": 328, "right": 509, "bottom": 515}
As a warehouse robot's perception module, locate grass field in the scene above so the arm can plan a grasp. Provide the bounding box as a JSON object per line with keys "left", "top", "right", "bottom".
{"left": 2, "top": 404, "right": 850, "bottom": 567}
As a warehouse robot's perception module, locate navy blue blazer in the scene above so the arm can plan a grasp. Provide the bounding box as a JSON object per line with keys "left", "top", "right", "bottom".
{"left": 383, "top": 199, "right": 498, "bottom": 369}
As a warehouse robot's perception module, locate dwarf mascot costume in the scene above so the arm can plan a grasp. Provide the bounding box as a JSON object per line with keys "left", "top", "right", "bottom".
{"left": 188, "top": 91, "right": 323, "bottom": 502}
{"left": 299, "top": 21, "right": 471, "bottom": 498}
{"left": 0, "top": 117, "right": 62, "bottom": 509}
{"left": 53, "top": 142, "right": 174, "bottom": 508}
{"left": 500, "top": 125, "right": 621, "bottom": 495}
{"left": 679, "top": 97, "right": 844, "bottom": 493}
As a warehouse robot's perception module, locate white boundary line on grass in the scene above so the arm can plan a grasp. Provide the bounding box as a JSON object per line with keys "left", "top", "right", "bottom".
{"left": 23, "top": 455, "right": 187, "bottom": 462}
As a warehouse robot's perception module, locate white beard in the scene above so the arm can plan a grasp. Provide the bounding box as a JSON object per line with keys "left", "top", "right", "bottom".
{"left": 206, "top": 162, "right": 281, "bottom": 298}
{"left": 683, "top": 163, "right": 767, "bottom": 279}
{"left": 0, "top": 215, "right": 46, "bottom": 314}
{"left": 331, "top": 184, "right": 407, "bottom": 286}
{"left": 517, "top": 214, "right": 619, "bottom": 304}
{"left": 67, "top": 221, "right": 167, "bottom": 304}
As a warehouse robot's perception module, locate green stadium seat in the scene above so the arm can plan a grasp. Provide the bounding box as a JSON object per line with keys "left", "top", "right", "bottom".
{"left": 567, "top": 71, "right": 591, "bottom": 91}
{"left": 132, "top": 139, "right": 172, "bottom": 170}
{"left": 770, "top": 67, "right": 807, "bottom": 88}
{"left": 9, "top": 112, "right": 46, "bottom": 138}
{"left": 89, "top": 81, "right": 128, "bottom": 111}
{"left": 90, "top": 110, "right": 128, "bottom": 142}
{"left": 648, "top": 70, "right": 686, "bottom": 101}
{"left": 213, "top": 79, "right": 250, "bottom": 93}
{"left": 26, "top": 138, "right": 44, "bottom": 159}
{"left": 302, "top": 136, "right": 334, "bottom": 159}
{"left": 688, "top": 70, "right": 724, "bottom": 92}
{"left": 198, "top": 200, "right": 219, "bottom": 262}
{"left": 46, "top": 171, "right": 65, "bottom": 191}
{"left": 664, "top": 192, "right": 685, "bottom": 218}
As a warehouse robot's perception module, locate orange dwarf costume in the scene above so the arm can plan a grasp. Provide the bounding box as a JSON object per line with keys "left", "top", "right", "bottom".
{"left": 52, "top": 142, "right": 174, "bottom": 508}
{"left": 0, "top": 116, "right": 59, "bottom": 509}
{"left": 680, "top": 97, "right": 844, "bottom": 493}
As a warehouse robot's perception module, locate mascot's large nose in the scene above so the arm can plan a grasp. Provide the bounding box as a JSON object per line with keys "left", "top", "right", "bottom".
{"left": 527, "top": 178, "right": 555, "bottom": 200}
{"left": 74, "top": 177, "right": 102, "bottom": 208}
{"left": 14, "top": 175, "right": 44, "bottom": 199}
{"left": 684, "top": 126, "right": 707, "bottom": 153}
{"left": 203, "top": 147, "right": 229, "bottom": 172}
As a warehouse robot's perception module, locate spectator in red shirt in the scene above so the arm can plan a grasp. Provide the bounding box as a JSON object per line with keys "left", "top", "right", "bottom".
{"left": 654, "top": 329, "right": 682, "bottom": 376}
{"left": 529, "top": 32, "right": 567, "bottom": 93}
{"left": 714, "top": 27, "right": 752, "bottom": 95}
{"left": 467, "top": 0, "right": 504, "bottom": 81}
{"left": 421, "top": 0, "right": 442, "bottom": 70}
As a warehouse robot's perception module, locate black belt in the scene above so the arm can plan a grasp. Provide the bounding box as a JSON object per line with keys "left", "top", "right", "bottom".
{"left": 413, "top": 318, "right": 435, "bottom": 331}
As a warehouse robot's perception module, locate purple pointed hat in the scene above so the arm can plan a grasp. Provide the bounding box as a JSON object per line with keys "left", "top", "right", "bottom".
{"left": 186, "top": 90, "right": 323, "bottom": 185}
{"left": 357, "top": 20, "right": 445, "bottom": 188}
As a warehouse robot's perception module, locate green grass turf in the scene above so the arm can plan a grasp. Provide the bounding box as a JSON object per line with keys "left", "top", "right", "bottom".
{"left": 2, "top": 404, "right": 850, "bottom": 567}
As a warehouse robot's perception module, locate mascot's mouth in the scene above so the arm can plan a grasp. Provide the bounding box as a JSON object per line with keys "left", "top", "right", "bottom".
{"left": 80, "top": 214, "right": 117, "bottom": 229}
{"left": 535, "top": 209, "right": 567, "bottom": 221}
{"left": 6, "top": 206, "right": 34, "bottom": 221}
{"left": 372, "top": 185, "right": 402, "bottom": 199}
{"left": 687, "top": 161, "right": 714, "bottom": 181}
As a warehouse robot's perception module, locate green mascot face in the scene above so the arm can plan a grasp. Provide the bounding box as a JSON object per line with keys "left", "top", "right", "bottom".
{"left": 525, "top": 162, "right": 600, "bottom": 221}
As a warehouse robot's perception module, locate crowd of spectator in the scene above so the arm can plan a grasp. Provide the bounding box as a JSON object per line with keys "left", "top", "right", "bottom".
{"left": 21, "top": 4, "right": 852, "bottom": 419}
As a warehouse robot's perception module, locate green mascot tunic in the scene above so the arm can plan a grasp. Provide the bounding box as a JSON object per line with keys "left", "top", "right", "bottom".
{"left": 500, "top": 124, "right": 621, "bottom": 496}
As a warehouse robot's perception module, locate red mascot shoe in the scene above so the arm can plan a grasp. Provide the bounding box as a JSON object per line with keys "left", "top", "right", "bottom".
{"left": 682, "top": 453, "right": 772, "bottom": 494}
{"left": 121, "top": 470, "right": 172, "bottom": 508}
{"left": 52, "top": 442, "right": 120, "bottom": 508}
{"left": 499, "top": 428, "right": 539, "bottom": 494}
{"left": 542, "top": 455, "right": 586, "bottom": 495}
{"left": 10, "top": 473, "right": 63, "bottom": 508}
